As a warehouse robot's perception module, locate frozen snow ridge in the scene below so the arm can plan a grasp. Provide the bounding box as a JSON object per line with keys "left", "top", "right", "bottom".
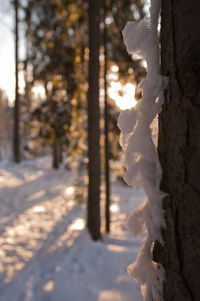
{"left": 118, "top": 0, "right": 166, "bottom": 300}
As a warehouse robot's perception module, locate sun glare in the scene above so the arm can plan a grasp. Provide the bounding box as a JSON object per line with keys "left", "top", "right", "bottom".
{"left": 43, "top": 280, "right": 55, "bottom": 292}
{"left": 111, "top": 65, "right": 119, "bottom": 73}
{"left": 32, "top": 84, "right": 46, "bottom": 99}
{"left": 65, "top": 186, "right": 75, "bottom": 196}
{"left": 32, "top": 205, "right": 46, "bottom": 213}
{"left": 108, "top": 82, "right": 137, "bottom": 110}
{"left": 110, "top": 204, "right": 119, "bottom": 213}
{"left": 70, "top": 218, "right": 85, "bottom": 231}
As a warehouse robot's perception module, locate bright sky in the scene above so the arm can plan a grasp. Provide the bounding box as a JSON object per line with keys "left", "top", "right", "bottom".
{"left": 0, "top": 8, "right": 137, "bottom": 110}
{"left": 0, "top": 11, "right": 15, "bottom": 103}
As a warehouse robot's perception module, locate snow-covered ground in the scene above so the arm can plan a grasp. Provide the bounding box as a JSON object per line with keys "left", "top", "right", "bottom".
{"left": 0, "top": 157, "right": 145, "bottom": 301}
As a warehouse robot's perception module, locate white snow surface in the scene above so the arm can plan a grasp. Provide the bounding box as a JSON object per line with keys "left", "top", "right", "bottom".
{"left": 119, "top": 0, "right": 167, "bottom": 300}
{"left": 0, "top": 156, "right": 145, "bottom": 301}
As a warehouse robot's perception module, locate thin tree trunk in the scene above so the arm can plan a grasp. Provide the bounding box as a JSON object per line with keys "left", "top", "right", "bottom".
{"left": 153, "top": 1, "right": 200, "bottom": 300}
{"left": 23, "top": 24, "right": 31, "bottom": 157}
{"left": 104, "top": 0, "right": 110, "bottom": 233}
{"left": 52, "top": 139, "right": 59, "bottom": 169}
{"left": 24, "top": 3, "right": 32, "bottom": 113}
{"left": 13, "top": 0, "right": 20, "bottom": 163}
{"left": 87, "top": 0, "right": 101, "bottom": 240}
{"left": 59, "top": 143, "right": 63, "bottom": 164}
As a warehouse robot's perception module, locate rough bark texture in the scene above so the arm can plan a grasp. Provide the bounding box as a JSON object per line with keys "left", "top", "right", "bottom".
{"left": 87, "top": 0, "right": 101, "bottom": 240}
{"left": 153, "top": 1, "right": 200, "bottom": 300}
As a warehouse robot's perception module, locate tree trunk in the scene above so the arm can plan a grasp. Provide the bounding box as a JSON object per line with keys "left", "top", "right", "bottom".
{"left": 153, "top": 1, "right": 200, "bottom": 300}
{"left": 87, "top": 0, "right": 101, "bottom": 240}
{"left": 13, "top": 0, "right": 20, "bottom": 163}
{"left": 104, "top": 0, "right": 110, "bottom": 233}
{"left": 52, "top": 140, "right": 59, "bottom": 169}
{"left": 59, "top": 143, "right": 63, "bottom": 164}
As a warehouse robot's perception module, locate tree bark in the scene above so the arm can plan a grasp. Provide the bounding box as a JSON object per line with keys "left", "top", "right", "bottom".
{"left": 52, "top": 140, "right": 60, "bottom": 169}
{"left": 13, "top": 0, "right": 20, "bottom": 163}
{"left": 87, "top": 0, "right": 101, "bottom": 240}
{"left": 59, "top": 143, "right": 63, "bottom": 164}
{"left": 153, "top": 1, "right": 200, "bottom": 300}
{"left": 52, "top": 140, "right": 59, "bottom": 169}
{"left": 103, "top": 0, "right": 110, "bottom": 233}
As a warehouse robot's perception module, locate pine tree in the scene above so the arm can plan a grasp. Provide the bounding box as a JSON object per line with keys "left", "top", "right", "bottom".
{"left": 23, "top": 0, "right": 87, "bottom": 165}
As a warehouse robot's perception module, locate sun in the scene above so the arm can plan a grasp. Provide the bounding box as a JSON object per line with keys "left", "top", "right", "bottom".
{"left": 108, "top": 81, "right": 137, "bottom": 110}
{"left": 32, "top": 84, "right": 46, "bottom": 99}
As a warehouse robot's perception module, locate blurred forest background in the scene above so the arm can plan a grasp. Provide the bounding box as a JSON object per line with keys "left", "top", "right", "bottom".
{"left": 0, "top": 0, "right": 149, "bottom": 239}
{"left": 0, "top": 1, "right": 151, "bottom": 300}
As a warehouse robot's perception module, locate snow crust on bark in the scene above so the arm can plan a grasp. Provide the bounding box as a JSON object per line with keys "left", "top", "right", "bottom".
{"left": 118, "top": 0, "right": 166, "bottom": 300}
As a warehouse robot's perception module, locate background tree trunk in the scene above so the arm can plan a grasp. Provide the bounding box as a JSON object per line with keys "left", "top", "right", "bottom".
{"left": 103, "top": 0, "right": 110, "bottom": 233}
{"left": 13, "top": 0, "right": 20, "bottom": 163}
{"left": 59, "top": 143, "right": 63, "bottom": 164}
{"left": 52, "top": 140, "right": 59, "bottom": 169}
{"left": 87, "top": 0, "right": 101, "bottom": 240}
{"left": 153, "top": 1, "right": 200, "bottom": 300}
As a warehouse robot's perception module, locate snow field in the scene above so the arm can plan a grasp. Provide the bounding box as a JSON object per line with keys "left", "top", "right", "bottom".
{"left": 0, "top": 157, "right": 144, "bottom": 301}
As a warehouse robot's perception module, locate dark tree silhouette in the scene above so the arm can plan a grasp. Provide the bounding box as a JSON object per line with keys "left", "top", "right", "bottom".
{"left": 13, "top": 0, "right": 20, "bottom": 162}
{"left": 103, "top": 0, "right": 110, "bottom": 233}
{"left": 87, "top": 0, "right": 101, "bottom": 240}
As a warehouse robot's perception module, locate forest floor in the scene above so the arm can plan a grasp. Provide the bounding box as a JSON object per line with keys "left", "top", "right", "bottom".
{"left": 0, "top": 156, "right": 144, "bottom": 301}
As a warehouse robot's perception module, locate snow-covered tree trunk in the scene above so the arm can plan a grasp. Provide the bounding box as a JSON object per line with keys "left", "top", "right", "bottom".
{"left": 153, "top": 1, "right": 200, "bottom": 300}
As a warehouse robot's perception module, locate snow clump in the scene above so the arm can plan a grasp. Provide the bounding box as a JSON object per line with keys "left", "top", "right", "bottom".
{"left": 118, "top": 0, "right": 167, "bottom": 300}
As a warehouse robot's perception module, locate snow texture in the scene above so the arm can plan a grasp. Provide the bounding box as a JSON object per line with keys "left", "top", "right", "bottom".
{"left": 118, "top": 0, "right": 167, "bottom": 300}
{"left": 0, "top": 156, "right": 145, "bottom": 301}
